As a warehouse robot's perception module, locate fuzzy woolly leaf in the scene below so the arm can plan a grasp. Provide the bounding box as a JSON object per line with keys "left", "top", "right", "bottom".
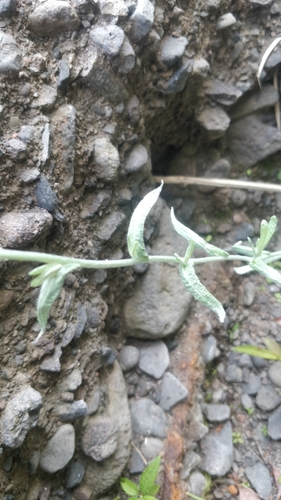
{"left": 171, "top": 208, "right": 228, "bottom": 257}
{"left": 139, "top": 457, "right": 161, "bottom": 496}
{"left": 120, "top": 478, "right": 139, "bottom": 496}
{"left": 179, "top": 262, "right": 225, "bottom": 322}
{"left": 255, "top": 216, "right": 277, "bottom": 256}
{"left": 29, "top": 263, "right": 62, "bottom": 287}
{"left": 234, "top": 264, "right": 252, "bottom": 275}
{"left": 250, "top": 258, "right": 281, "bottom": 285}
{"left": 233, "top": 345, "right": 281, "bottom": 360}
{"left": 127, "top": 182, "right": 163, "bottom": 261}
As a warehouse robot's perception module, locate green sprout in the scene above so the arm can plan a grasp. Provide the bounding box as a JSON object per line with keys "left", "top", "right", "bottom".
{"left": 120, "top": 456, "right": 160, "bottom": 500}
{"left": 232, "top": 432, "right": 244, "bottom": 445}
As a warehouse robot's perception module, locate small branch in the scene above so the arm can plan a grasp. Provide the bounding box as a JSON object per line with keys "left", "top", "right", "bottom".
{"left": 154, "top": 176, "right": 281, "bottom": 193}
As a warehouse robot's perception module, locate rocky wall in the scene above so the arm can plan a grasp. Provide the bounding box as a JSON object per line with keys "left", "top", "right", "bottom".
{"left": 1, "top": 0, "right": 281, "bottom": 498}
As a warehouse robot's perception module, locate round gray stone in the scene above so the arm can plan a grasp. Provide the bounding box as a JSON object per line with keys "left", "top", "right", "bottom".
{"left": 130, "top": 397, "right": 167, "bottom": 438}
{"left": 159, "top": 36, "right": 188, "bottom": 67}
{"left": 81, "top": 415, "right": 118, "bottom": 461}
{"left": 204, "top": 404, "right": 231, "bottom": 423}
{"left": 90, "top": 25, "right": 125, "bottom": 57}
{"left": 140, "top": 437, "right": 164, "bottom": 460}
{"left": 139, "top": 341, "right": 169, "bottom": 379}
{"left": 28, "top": 1, "right": 80, "bottom": 36}
{"left": 125, "top": 145, "right": 148, "bottom": 173}
{"left": 268, "top": 361, "right": 281, "bottom": 387}
{"left": 118, "top": 346, "right": 139, "bottom": 372}
{"left": 256, "top": 385, "right": 281, "bottom": 411}
{"left": 40, "top": 424, "right": 75, "bottom": 473}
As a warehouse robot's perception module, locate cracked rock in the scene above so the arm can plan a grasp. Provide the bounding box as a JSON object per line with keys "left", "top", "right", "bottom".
{"left": 1, "top": 386, "right": 42, "bottom": 448}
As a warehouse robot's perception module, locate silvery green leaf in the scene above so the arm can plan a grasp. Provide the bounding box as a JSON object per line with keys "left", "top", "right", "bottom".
{"left": 234, "top": 264, "right": 252, "bottom": 275}
{"left": 250, "top": 258, "right": 281, "bottom": 285}
{"left": 179, "top": 262, "right": 225, "bottom": 322}
{"left": 127, "top": 182, "right": 163, "bottom": 261}
{"left": 255, "top": 215, "right": 278, "bottom": 256}
{"left": 171, "top": 208, "right": 229, "bottom": 257}
{"left": 34, "top": 263, "right": 80, "bottom": 342}
{"left": 29, "top": 263, "right": 62, "bottom": 287}
{"left": 232, "top": 242, "right": 254, "bottom": 257}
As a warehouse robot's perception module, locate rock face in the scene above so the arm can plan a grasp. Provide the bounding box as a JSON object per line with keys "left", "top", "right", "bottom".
{"left": 124, "top": 206, "right": 192, "bottom": 339}
{"left": 1, "top": 386, "right": 42, "bottom": 448}
{"left": 28, "top": 1, "right": 80, "bottom": 36}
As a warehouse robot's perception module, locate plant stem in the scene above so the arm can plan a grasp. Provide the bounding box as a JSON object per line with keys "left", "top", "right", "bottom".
{"left": 0, "top": 248, "right": 254, "bottom": 271}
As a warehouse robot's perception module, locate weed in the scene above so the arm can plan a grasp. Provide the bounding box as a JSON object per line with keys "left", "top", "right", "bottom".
{"left": 120, "top": 456, "right": 160, "bottom": 500}
{"left": 232, "top": 432, "right": 244, "bottom": 445}
{"left": 1, "top": 183, "right": 281, "bottom": 342}
{"left": 261, "top": 425, "right": 268, "bottom": 437}
{"left": 245, "top": 407, "right": 254, "bottom": 416}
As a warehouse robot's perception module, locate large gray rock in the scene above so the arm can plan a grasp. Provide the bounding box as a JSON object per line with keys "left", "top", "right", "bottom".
{"left": 230, "top": 85, "right": 279, "bottom": 121}
{"left": 130, "top": 397, "right": 167, "bottom": 438}
{"left": 200, "top": 421, "right": 233, "bottom": 476}
{"left": 0, "top": 30, "right": 21, "bottom": 77}
{"left": 159, "top": 36, "right": 188, "bottom": 67}
{"left": 226, "top": 113, "right": 281, "bottom": 168}
{"left": 124, "top": 206, "right": 192, "bottom": 339}
{"left": 76, "top": 362, "right": 131, "bottom": 497}
{"left": 130, "top": 0, "right": 154, "bottom": 42}
{"left": 40, "top": 424, "right": 75, "bottom": 473}
{"left": 1, "top": 386, "right": 42, "bottom": 448}
{"left": 197, "top": 106, "right": 230, "bottom": 139}
{"left": 90, "top": 25, "right": 125, "bottom": 57}
{"left": 256, "top": 385, "right": 281, "bottom": 411}
{"left": 28, "top": 1, "right": 80, "bottom": 36}
{"left": 205, "top": 79, "right": 242, "bottom": 106}
{"left": 245, "top": 462, "right": 272, "bottom": 500}
{"left": 0, "top": 208, "right": 53, "bottom": 249}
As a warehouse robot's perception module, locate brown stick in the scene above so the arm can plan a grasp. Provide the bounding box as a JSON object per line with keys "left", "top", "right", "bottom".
{"left": 154, "top": 175, "right": 281, "bottom": 193}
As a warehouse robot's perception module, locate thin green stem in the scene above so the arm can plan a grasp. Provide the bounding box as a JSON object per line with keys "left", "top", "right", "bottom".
{"left": 0, "top": 248, "right": 254, "bottom": 271}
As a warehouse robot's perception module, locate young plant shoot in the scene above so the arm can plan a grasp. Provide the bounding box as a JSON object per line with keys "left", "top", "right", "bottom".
{"left": 0, "top": 182, "right": 281, "bottom": 342}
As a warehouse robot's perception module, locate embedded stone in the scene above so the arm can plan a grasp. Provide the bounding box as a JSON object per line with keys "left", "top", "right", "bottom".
{"left": 130, "top": 0, "right": 154, "bottom": 41}
{"left": 90, "top": 25, "right": 125, "bottom": 57}
{"left": 0, "top": 30, "right": 21, "bottom": 77}
{"left": 81, "top": 415, "right": 119, "bottom": 461}
{"left": 159, "top": 35, "right": 188, "bottom": 67}
{"left": 28, "top": 1, "right": 80, "bottom": 37}
{"left": 125, "top": 145, "right": 149, "bottom": 173}
{"left": 0, "top": 208, "right": 53, "bottom": 249}
{"left": 40, "top": 424, "right": 75, "bottom": 473}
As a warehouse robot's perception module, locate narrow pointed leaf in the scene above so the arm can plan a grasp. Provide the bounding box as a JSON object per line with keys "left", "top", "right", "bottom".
{"left": 120, "top": 478, "right": 139, "bottom": 496}
{"left": 139, "top": 457, "right": 161, "bottom": 496}
{"left": 171, "top": 208, "right": 228, "bottom": 257}
{"left": 250, "top": 258, "right": 281, "bottom": 285}
{"left": 255, "top": 216, "right": 278, "bottom": 256}
{"left": 29, "top": 263, "right": 62, "bottom": 287}
{"left": 263, "top": 337, "right": 281, "bottom": 357}
{"left": 233, "top": 345, "right": 281, "bottom": 360}
{"left": 232, "top": 242, "right": 255, "bottom": 257}
{"left": 127, "top": 182, "right": 163, "bottom": 261}
{"left": 234, "top": 264, "right": 252, "bottom": 275}
{"left": 179, "top": 262, "right": 225, "bottom": 322}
